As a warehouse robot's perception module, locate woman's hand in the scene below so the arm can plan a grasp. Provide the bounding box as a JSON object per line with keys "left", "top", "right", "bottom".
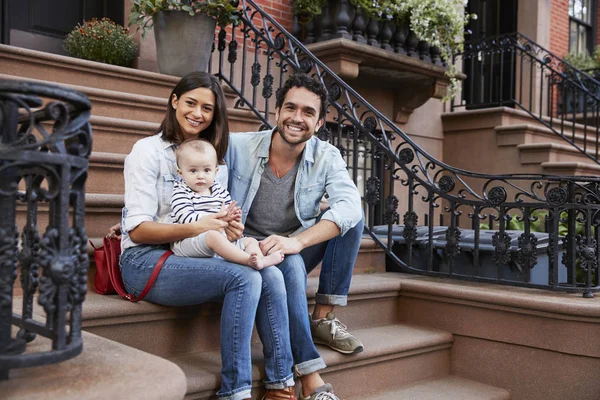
{"left": 194, "top": 212, "right": 229, "bottom": 234}
{"left": 225, "top": 220, "right": 244, "bottom": 241}
{"left": 107, "top": 223, "right": 122, "bottom": 240}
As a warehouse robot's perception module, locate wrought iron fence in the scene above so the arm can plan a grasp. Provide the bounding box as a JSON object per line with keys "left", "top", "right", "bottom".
{"left": 0, "top": 80, "right": 92, "bottom": 379}
{"left": 210, "top": 1, "right": 600, "bottom": 297}
{"left": 451, "top": 32, "right": 600, "bottom": 165}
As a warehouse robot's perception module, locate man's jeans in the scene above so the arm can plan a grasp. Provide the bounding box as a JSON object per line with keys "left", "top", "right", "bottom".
{"left": 120, "top": 245, "right": 295, "bottom": 400}
{"left": 270, "top": 214, "right": 365, "bottom": 375}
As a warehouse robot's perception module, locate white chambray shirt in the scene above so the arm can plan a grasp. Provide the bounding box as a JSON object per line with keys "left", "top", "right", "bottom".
{"left": 224, "top": 129, "right": 362, "bottom": 237}
{"left": 121, "top": 133, "right": 228, "bottom": 251}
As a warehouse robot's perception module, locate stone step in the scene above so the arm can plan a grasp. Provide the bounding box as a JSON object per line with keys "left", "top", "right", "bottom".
{"left": 79, "top": 273, "right": 401, "bottom": 358}
{"left": 539, "top": 161, "right": 600, "bottom": 176}
{"left": 347, "top": 375, "right": 510, "bottom": 400}
{"left": 0, "top": 43, "right": 179, "bottom": 98}
{"left": 496, "top": 123, "right": 600, "bottom": 152}
{"left": 15, "top": 193, "right": 122, "bottom": 239}
{"left": 87, "top": 152, "right": 126, "bottom": 195}
{"left": 0, "top": 72, "right": 168, "bottom": 122}
{"left": 170, "top": 323, "right": 453, "bottom": 399}
{"left": 516, "top": 142, "right": 598, "bottom": 166}
{"left": 0, "top": 73, "right": 264, "bottom": 132}
{"left": 1, "top": 330, "right": 187, "bottom": 400}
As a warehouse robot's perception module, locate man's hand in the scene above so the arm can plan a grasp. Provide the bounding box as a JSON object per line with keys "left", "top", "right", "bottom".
{"left": 259, "top": 235, "right": 303, "bottom": 255}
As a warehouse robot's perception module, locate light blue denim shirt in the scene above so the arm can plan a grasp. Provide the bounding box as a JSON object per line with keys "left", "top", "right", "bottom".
{"left": 121, "top": 133, "right": 228, "bottom": 250}
{"left": 225, "top": 129, "right": 362, "bottom": 236}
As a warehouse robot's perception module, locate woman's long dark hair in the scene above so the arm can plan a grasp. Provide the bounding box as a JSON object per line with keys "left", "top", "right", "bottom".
{"left": 158, "top": 72, "right": 229, "bottom": 164}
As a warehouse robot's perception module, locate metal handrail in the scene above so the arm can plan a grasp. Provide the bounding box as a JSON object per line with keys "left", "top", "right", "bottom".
{"left": 453, "top": 32, "right": 600, "bottom": 165}
{"left": 212, "top": 1, "right": 599, "bottom": 296}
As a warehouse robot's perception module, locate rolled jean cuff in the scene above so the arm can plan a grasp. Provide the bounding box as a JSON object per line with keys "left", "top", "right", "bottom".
{"left": 294, "top": 357, "right": 326, "bottom": 377}
{"left": 217, "top": 387, "right": 251, "bottom": 400}
{"left": 264, "top": 374, "right": 295, "bottom": 390}
{"left": 315, "top": 293, "right": 347, "bottom": 306}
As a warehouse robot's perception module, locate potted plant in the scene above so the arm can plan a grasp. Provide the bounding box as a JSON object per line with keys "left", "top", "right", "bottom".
{"left": 64, "top": 18, "right": 138, "bottom": 67}
{"left": 129, "top": 0, "right": 240, "bottom": 76}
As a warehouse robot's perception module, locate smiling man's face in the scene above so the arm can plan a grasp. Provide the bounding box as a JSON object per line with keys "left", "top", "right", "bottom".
{"left": 275, "top": 86, "right": 324, "bottom": 146}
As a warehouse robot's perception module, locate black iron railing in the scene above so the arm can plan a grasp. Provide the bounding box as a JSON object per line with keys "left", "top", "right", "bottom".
{"left": 0, "top": 81, "right": 92, "bottom": 379}
{"left": 452, "top": 32, "right": 600, "bottom": 165}
{"left": 211, "top": 1, "right": 599, "bottom": 297}
{"left": 291, "top": 0, "right": 444, "bottom": 65}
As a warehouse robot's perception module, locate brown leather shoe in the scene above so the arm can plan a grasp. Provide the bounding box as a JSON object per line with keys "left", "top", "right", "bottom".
{"left": 261, "top": 386, "right": 297, "bottom": 400}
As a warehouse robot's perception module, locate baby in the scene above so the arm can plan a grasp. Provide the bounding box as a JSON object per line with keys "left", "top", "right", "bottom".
{"left": 171, "top": 139, "right": 284, "bottom": 270}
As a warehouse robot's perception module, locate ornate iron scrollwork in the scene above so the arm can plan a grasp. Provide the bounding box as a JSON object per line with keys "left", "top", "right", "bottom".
{"left": 403, "top": 211, "right": 418, "bottom": 243}
{"left": 328, "top": 84, "right": 341, "bottom": 102}
{"left": 384, "top": 195, "right": 399, "bottom": 224}
{"left": 517, "top": 233, "right": 538, "bottom": 270}
{"left": 262, "top": 73, "right": 274, "bottom": 98}
{"left": 492, "top": 231, "right": 512, "bottom": 266}
{"left": 444, "top": 227, "right": 461, "bottom": 258}
{"left": 438, "top": 175, "right": 455, "bottom": 193}
{"left": 546, "top": 187, "right": 568, "bottom": 206}
{"left": 365, "top": 177, "right": 380, "bottom": 206}
{"left": 397, "top": 148, "right": 414, "bottom": 164}
{"left": 0, "top": 80, "right": 91, "bottom": 380}
{"left": 488, "top": 187, "right": 507, "bottom": 206}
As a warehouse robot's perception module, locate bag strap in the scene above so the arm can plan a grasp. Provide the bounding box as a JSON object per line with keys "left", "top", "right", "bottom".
{"left": 105, "top": 237, "right": 172, "bottom": 302}
{"left": 128, "top": 249, "right": 173, "bottom": 302}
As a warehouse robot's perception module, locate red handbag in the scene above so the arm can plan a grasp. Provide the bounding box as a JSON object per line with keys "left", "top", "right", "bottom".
{"left": 90, "top": 237, "right": 172, "bottom": 302}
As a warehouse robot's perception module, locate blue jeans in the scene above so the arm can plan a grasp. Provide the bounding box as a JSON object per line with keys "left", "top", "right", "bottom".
{"left": 263, "top": 215, "right": 364, "bottom": 376}
{"left": 300, "top": 214, "right": 365, "bottom": 306}
{"left": 120, "top": 245, "right": 294, "bottom": 399}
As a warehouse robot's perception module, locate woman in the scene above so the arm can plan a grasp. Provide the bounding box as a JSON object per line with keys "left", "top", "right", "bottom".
{"left": 118, "top": 72, "right": 295, "bottom": 400}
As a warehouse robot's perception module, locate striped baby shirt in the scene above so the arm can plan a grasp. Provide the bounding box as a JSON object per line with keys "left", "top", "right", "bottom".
{"left": 171, "top": 180, "right": 232, "bottom": 224}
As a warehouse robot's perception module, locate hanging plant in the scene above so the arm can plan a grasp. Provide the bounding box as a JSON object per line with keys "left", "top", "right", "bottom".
{"left": 293, "top": 0, "right": 476, "bottom": 99}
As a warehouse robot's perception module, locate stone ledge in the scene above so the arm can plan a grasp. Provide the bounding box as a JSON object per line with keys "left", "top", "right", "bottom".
{"left": 306, "top": 38, "right": 459, "bottom": 123}
{"left": 394, "top": 272, "right": 600, "bottom": 319}
{"left": 1, "top": 330, "right": 186, "bottom": 400}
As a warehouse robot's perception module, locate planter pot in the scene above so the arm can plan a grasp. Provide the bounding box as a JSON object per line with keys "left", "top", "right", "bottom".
{"left": 153, "top": 11, "right": 217, "bottom": 76}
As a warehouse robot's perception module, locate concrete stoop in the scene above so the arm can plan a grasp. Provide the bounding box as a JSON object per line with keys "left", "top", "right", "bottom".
{"left": 348, "top": 375, "right": 510, "bottom": 400}
{"left": 172, "top": 324, "right": 453, "bottom": 399}
{"left": 1, "top": 330, "right": 186, "bottom": 400}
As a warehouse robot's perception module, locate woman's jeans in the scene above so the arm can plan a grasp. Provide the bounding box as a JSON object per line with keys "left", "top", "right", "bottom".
{"left": 120, "top": 245, "right": 295, "bottom": 400}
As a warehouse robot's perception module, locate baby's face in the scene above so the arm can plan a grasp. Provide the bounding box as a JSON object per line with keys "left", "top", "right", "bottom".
{"left": 178, "top": 150, "right": 218, "bottom": 193}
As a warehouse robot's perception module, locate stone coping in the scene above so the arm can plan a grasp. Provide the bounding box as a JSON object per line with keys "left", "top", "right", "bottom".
{"left": 1, "top": 330, "right": 186, "bottom": 400}
{"left": 0, "top": 43, "right": 180, "bottom": 86}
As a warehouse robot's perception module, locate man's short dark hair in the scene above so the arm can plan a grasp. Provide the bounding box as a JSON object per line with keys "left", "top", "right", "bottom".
{"left": 275, "top": 73, "right": 328, "bottom": 120}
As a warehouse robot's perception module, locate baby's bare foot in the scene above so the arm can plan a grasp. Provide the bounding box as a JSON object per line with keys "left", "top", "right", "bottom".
{"left": 247, "top": 253, "right": 263, "bottom": 270}
{"left": 260, "top": 250, "right": 284, "bottom": 268}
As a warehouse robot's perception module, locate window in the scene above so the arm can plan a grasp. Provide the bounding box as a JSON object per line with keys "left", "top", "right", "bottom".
{"left": 569, "top": 0, "right": 594, "bottom": 55}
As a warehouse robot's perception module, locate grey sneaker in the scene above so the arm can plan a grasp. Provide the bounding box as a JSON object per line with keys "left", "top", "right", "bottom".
{"left": 310, "top": 312, "right": 364, "bottom": 354}
{"left": 299, "top": 383, "right": 340, "bottom": 400}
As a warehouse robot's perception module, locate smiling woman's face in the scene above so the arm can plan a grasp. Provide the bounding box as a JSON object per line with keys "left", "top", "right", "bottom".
{"left": 171, "top": 87, "right": 216, "bottom": 140}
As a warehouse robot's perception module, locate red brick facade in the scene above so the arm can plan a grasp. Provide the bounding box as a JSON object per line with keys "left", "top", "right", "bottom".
{"left": 550, "top": 0, "right": 570, "bottom": 57}
{"left": 253, "top": 0, "right": 294, "bottom": 31}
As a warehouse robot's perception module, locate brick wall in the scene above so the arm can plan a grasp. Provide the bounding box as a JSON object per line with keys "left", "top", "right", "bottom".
{"left": 253, "top": 0, "right": 294, "bottom": 32}
{"left": 550, "top": 0, "right": 570, "bottom": 57}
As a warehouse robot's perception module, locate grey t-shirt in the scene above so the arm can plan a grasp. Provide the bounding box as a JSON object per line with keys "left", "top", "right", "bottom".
{"left": 244, "top": 159, "right": 301, "bottom": 239}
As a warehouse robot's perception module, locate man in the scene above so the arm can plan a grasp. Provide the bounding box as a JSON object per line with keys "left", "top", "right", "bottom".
{"left": 226, "top": 73, "right": 364, "bottom": 400}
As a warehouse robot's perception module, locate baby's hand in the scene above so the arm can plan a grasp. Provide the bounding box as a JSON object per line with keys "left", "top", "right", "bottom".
{"left": 221, "top": 201, "right": 242, "bottom": 223}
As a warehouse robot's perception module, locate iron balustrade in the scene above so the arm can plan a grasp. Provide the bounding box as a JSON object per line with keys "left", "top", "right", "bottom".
{"left": 210, "top": 1, "right": 600, "bottom": 297}
{"left": 452, "top": 32, "right": 600, "bottom": 165}
{"left": 0, "top": 80, "right": 92, "bottom": 380}
{"left": 291, "top": 0, "right": 444, "bottom": 65}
